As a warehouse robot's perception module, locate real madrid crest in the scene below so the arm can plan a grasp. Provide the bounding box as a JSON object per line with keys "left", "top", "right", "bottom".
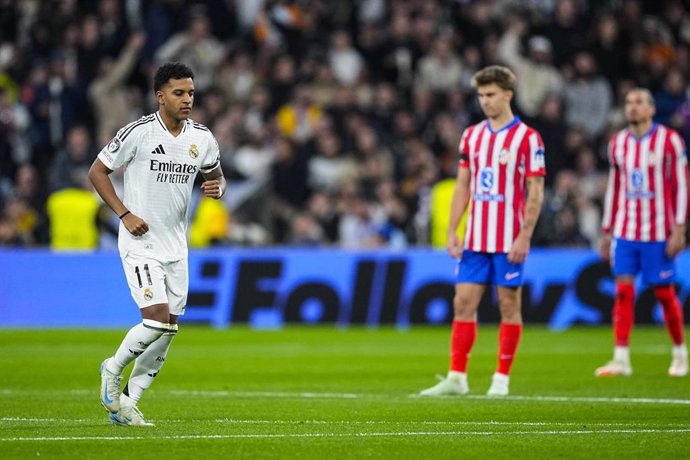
{"left": 144, "top": 288, "right": 153, "bottom": 301}
{"left": 107, "top": 137, "right": 121, "bottom": 153}
{"left": 188, "top": 144, "right": 199, "bottom": 159}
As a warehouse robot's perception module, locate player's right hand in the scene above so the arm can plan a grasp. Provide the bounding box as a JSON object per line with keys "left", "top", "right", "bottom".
{"left": 447, "top": 233, "right": 463, "bottom": 259}
{"left": 122, "top": 213, "right": 149, "bottom": 237}
{"left": 599, "top": 234, "right": 611, "bottom": 263}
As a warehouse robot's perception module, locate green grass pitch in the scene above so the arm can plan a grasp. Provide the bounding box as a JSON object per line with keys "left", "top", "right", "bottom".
{"left": 1, "top": 326, "right": 689, "bottom": 459}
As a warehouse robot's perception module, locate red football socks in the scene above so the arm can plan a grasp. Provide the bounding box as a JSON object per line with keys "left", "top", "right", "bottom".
{"left": 450, "top": 320, "right": 477, "bottom": 373}
{"left": 497, "top": 323, "right": 522, "bottom": 375}
{"left": 655, "top": 285, "right": 686, "bottom": 346}
{"left": 613, "top": 283, "right": 635, "bottom": 347}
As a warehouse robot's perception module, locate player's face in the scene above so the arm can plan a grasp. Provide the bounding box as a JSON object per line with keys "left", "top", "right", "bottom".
{"left": 476, "top": 83, "right": 512, "bottom": 119}
{"left": 624, "top": 90, "right": 654, "bottom": 125}
{"left": 157, "top": 78, "right": 195, "bottom": 121}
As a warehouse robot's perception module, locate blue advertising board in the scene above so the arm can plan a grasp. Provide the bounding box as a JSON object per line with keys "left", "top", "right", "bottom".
{"left": 1, "top": 248, "right": 689, "bottom": 329}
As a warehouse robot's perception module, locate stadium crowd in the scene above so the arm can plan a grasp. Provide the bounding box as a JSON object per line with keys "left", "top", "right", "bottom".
{"left": 0, "top": 0, "right": 689, "bottom": 250}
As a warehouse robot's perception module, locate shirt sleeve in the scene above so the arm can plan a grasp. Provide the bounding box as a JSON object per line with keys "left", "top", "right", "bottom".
{"left": 458, "top": 128, "right": 471, "bottom": 168}
{"left": 97, "top": 123, "right": 139, "bottom": 170}
{"left": 200, "top": 133, "right": 221, "bottom": 174}
{"left": 524, "top": 130, "right": 546, "bottom": 177}
{"left": 601, "top": 139, "right": 619, "bottom": 234}
{"left": 669, "top": 130, "right": 689, "bottom": 225}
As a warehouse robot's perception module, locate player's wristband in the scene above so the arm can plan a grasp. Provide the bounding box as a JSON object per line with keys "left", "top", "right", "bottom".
{"left": 119, "top": 210, "right": 131, "bottom": 220}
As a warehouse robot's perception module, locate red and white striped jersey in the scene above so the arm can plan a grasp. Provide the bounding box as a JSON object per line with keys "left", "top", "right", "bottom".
{"left": 602, "top": 123, "right": 688, "bottom": 242}
{"left": 458, "top": 117, "right": 546, "bottom": 253}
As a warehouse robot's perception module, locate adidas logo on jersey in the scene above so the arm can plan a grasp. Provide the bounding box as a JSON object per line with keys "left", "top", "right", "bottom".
{"left": 152, "top": 144, "right": 166, "bottom": 155}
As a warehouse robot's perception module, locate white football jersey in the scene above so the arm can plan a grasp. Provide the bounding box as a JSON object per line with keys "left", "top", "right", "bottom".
{"left": 98, "top": 111, "right": 220, "bottom": 262}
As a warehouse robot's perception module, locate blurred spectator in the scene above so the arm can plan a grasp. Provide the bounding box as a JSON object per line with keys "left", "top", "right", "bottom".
{"left": 654, "top": 67, "right": 688, "bottom": 126}
{"left": 339, "top": 193, "right": 386, "bottom": 249}
{"left": 307, "top": 191, "right": 339, "bottom": 243}
{"left": 46, "top": 167, "right": 100, "bottom": 250}
{"left": 276, "top": 83, "right": 322, "bottom": 142}
{"left": 50, "top": 125, "right": 95, "bottom": 191}
{"left": 0, "top": 212, "right": 22, "bottom": 247}
{"left": 287, "top": 211, "right": 324, "bottom": 247}
{"left": 328, "top": 29, "right": 364, "bottom": 87}
{"left": 88, "top": 32, "right": 145, "bottom": 141}
{"left": 155, "top": 5, "right": 225, "bottom": 91}
{"left": 97, "top": 0, "right": 130, "bottom": 57}
{"left": 11, "top": 164, "right": 48, "bottom": 245}
{"left": 268, "top": 55, "right": 297, "bottom": 112}
{"left": 563, "top": 51, "right": 612, "bottom": 140}
{"left": 498, "top": 15, "right": 563, "bottom": 117}
{"left": 254, "top": 0, "right": 304, "bottom": 57}
{"left": 542, "top": 0, "right": 587, "bottom": 68}
{"left": 307, "top": 130, "right": 357, "bottom": 193}
{"left": 4, "top": 161, "right": 48, "bottom": 245}
{"left": 215, "top": 51, "right": 258, "bottom": 104}
{"left": 415, "top": 36, "right": 464, "bottom": 94}
{"left": 526, "top": 94, "right": 569, "bottom": 185}
{"left": 0, "top": 87, "right": 30, "bottom": 169}
{"left": 189, "top": 196, "right": 231, "bottom": 248}
{"left": 588, "top": 12, "right": 631, "bottom": 87}
{"left": 232, "top": 126, "right": 276, "bottom": 181}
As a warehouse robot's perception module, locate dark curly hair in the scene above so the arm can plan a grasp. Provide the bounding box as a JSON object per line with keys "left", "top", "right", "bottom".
{"left": 153, "top": 62, "right": 195, "bottom": 92}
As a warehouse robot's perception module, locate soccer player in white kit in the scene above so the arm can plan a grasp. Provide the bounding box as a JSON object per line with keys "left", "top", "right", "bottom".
{"left": 595, "top": 88, "right": 688, "bottom": 377}
{"left": 420, "top": 66, "right": 545, "bottom": 397}
{"left": 89, "top": 62, "right": 226, "bottom": 426}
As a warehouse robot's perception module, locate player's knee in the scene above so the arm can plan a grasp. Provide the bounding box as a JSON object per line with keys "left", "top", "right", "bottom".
{"left": 453, "top": 292, "right": 473, "bottom": 316}
{"left": 499, "top": 302, "right": 521, "bottom": 322}
{"left": 141, "top": 303, "right": 171, "bottom": 323}
{"left": 142, "top": 318, "right": 172, "bottom": 339}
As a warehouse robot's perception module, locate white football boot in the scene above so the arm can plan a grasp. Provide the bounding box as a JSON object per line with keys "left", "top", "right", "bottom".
{"left": 100, "top": 358, "right": 122, "bottom": 413}
{"left": 109, "top": 394, "right": 154, "bottom": 427}
{"left": 486, "top": 372, "right": 510, "bottom": 396}
{"left": 669, "top": 345, "right": 689, "bottom": 377}
{"left": 594, "top": 360, "right": 632, "bottom": 376}
{"left": 419, "top": 371, "right": 469, "bottom": 396}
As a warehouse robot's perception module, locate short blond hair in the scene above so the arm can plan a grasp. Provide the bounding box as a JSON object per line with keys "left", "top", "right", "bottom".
{"left": 471, "top": 65, "right": 517, "bottom": 91}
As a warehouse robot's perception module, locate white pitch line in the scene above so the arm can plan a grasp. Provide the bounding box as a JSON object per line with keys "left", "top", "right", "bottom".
{"left": 169, "top": 390, "right": 361, "bottom": 399}
{"left": 170, "top": 390, "right": 690, "bottom": 406}
{"left": 464, "top": 395, "right": 690, "bottom": 405}
{"left": 3, "top": 388, "right": 690, "bottom": 406}
{"left": 3, "top": 428, "right": 690, "bottom": 442}
{"left": 4, "top": 418, "right": 678, "bottom": 428}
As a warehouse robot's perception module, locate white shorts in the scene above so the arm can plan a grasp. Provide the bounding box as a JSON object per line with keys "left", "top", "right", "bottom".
{"left": 121, "top": 255, "right": 188, "bottom": 315}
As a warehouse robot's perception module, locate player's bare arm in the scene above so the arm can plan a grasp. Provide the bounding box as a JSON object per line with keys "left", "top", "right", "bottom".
{"left": 508, "top": 176, "right": 544, "bottom": 264}
{"left": 88, "top": 158, "right": 149, "bottom": 237}
{"left": 599, "top": 233, "right": 612, "bottom": 262}
{"left": 666, "top": 223, "right": 687, "bottom": 258}
{"left": 447, "top": 166, "right": 471, "bottom": 259}
{"left": 200, "top": 166, "right": 226, "bottom": 199}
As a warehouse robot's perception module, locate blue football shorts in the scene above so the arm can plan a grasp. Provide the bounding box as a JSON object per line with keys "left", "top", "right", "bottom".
{"left": 611, "top": 238, "right": 675, "bottom": 285}
{"left": 455, "top": 250, "right": 524, "bottom": 287}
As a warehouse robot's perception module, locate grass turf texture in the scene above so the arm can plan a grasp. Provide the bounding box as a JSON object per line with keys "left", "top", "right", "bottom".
{"left": 1, "top": 326, "right": 689, "bottom": 459}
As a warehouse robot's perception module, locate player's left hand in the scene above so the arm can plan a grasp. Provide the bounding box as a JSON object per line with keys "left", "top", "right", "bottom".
{"left": 666, "top": 226, "right": 686, "bottom": 258}
{"left": 201, "top": 179, "right": 223, "bottom": 199}
{"left": 508, "top": 233, "right": 530, "bottom": 264}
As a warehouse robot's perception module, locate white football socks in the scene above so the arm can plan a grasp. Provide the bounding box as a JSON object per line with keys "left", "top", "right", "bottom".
{"left": 106, "top": 319, "right": 170, "bottom": 375}
{"left": 613, "top": 346, "right": 630, "bottom": 363}
{"left": 126, "top": 325, "right": 178, "bottom": 403}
